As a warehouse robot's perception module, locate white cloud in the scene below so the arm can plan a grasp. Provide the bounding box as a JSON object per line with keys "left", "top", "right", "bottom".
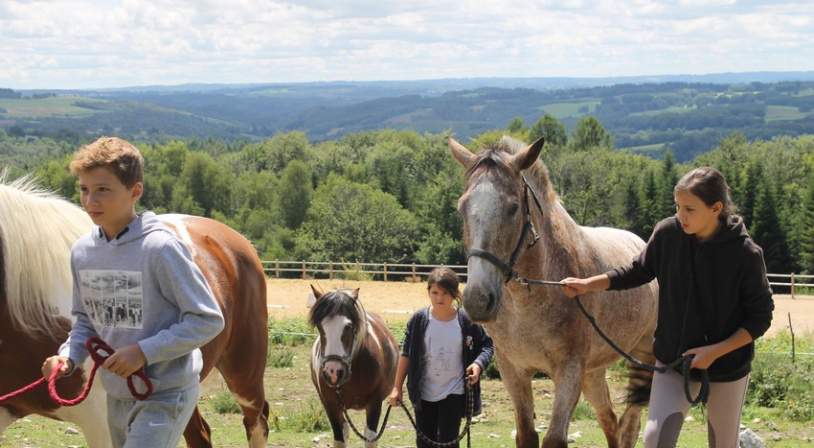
{"left": 0, "top": 0, "right": 811, "bottom": 88}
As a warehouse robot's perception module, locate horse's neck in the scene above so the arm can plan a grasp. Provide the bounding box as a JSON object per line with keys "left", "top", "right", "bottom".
{"left": 529, "top": 199, "right": 584, "bottom": 279}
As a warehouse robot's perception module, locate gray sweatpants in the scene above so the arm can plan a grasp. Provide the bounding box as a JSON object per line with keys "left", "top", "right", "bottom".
{"left": 643, "top": 363, "right": 749, "bottom": 448}
{"left": 106, "top": 384, "right": 199, "bottom": 448}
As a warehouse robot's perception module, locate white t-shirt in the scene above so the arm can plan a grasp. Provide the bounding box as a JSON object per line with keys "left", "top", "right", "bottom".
{"left": 420, "top": 311, "right": 464, "bottom": 402}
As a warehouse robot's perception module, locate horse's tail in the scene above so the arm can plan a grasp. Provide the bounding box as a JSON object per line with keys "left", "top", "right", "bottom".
{"left": 624, "top": 362, "right": 654, "bottom": 406}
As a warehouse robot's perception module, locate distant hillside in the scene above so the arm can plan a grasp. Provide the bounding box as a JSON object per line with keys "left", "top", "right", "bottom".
{"left": 3, "top": 72, "right": 814, "bottom": 161}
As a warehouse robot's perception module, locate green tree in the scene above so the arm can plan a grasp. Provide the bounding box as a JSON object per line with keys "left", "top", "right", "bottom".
{"left": 751, "top": 178, "right": 793, "bottom": 273}
{"left": 529, "top": 114, "right": 567, "bottom": 147}
{"left": 35, "top": 155, "right": 77, "bottom": 200}
{"left": 739, "top": 161, "right": 763, "bottom": 230}
{"left": 800, "top": 172, "right": 814, "bottom": 273}
{"left": 257, "top": 131, "right": 311, "bottom": 173}
{"left": 294, "top": 175, "right": 418, "bottom": 262}
{"left": 172, "top": 152, "right": 232, "bottom": 217}
{"left": 279, "top": 160, "right": 313, "bottom": 229}
{"left": 657, "top": 151, "right": 679, "bottom": 219}
{"left": 507, "top": 116, "right": 526, "bottom": 134}
{"left": 640, "top": 170, "right": 659, "bottom": 238}
{"left": 622, "top": 180, "right": 645, "bottom": 238}
{"left": 570, "top": 116, "right": 612, "bottom": 151}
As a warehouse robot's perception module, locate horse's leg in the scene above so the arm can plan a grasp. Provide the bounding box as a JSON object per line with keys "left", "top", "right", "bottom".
{"left": 325, "top": 404, "right": 348, "bottom": 448}
{"left": 0, "top": 407, "right": 18, "bottom": 439}
{"left": 496, "top": 353, "right": 539, "bottom": 448}
{"left": 581, "top": 368, "right": 619, "bottom": 448}
{"left": 364, "top": 400, "right": 383, "bottom": 448}
{"left": 52, "top": 390, "right": 113, "bottom": 448}
{"left": 183, "top": 405, "right": 213, "bottom": 448}
{"left": 543, "top": 361, "right": 583, "bottom": 448}
{"left": 217, "top": 363, "right": 269, "bottom": 448}
{"left": 618, "top": 341, "right": 656, "bottom": 448}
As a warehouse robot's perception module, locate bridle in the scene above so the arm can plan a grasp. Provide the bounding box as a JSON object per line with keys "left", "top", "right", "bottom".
{"left": 465, "top": 173, "right": 547, "bottom": 285}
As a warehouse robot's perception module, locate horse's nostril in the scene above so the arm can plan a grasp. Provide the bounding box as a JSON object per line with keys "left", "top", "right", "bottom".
{"left": 486, "top": 292, "right": 496, "bottom": 310}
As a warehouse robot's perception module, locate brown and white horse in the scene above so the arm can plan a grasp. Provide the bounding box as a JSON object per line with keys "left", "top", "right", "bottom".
{"left": 308, "top": 286, "right": 398, "bottom": 448}
{"left": 0, "top": 175, "right": 270, "bottom": 448}
{"left": 450, "top": 136, "right": 658, "bottom": 448}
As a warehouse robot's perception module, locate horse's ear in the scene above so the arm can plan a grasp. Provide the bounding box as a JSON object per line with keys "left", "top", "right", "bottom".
{"left": 307, "top": 284, "right": 324, "bottom": 307}
{"left": 449, "top": 137, "right": 476, "bottom": 169}
{"left": 349, "top": 288, "right": 360, "bottom": 302}
{"left": 510, "top": 137, "right": 545, "bottom": 171}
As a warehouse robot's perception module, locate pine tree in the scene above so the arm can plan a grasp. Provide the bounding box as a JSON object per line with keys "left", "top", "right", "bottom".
{"left": 751, "top": 178, "right": 793, "bottom": 273}
{"left": 800, "top": 172, "right": 814, "bottom": 274}
{"left": 739, "top": 161, "right": 762, "bottom": 229}
{"left": 640, "top": 170, "right": 659, "bottom": 238}
{"left": 657, "top": 151, "right": 678, "bottom": 220}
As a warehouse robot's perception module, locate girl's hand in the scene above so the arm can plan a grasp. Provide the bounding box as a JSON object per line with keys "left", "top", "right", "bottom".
{"left": 42, "top": 356, "right": 73, "bottom": 379}
{"left": 102, "top": 344, "right": 147, "bottom": 378}
{"left": 466, "top": 363, "right": 482, "bottom": 385}
{"left": 682, "top": 345, "right": 721, "bottom": 370}
{"left": 387, "top": 387, "right": 403, "bottom": 407}
{"left": 560, "top": 277, "right": 590, "bottom": 298}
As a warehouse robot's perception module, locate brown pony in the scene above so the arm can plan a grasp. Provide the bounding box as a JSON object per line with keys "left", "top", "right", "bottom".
{"left": 449, "top": 136, "right": 659, "bottom": 448}
{"left": 0, "top": 175, "right": 269, "bottom": 448}
{"left": 308, "top": 286, "right": 398, "bottom": 448}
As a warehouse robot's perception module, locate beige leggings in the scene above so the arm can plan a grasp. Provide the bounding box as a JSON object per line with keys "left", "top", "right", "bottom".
{"left": 643, "top": 363, "right": 749, "bottom": 448}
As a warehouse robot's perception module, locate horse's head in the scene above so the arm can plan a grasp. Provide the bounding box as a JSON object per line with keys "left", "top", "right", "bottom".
{"left": 307, "top": 285, "right": 366, "bottom": 388}
{"left": 449, "top": 136, "right": 546, "bottom": 322}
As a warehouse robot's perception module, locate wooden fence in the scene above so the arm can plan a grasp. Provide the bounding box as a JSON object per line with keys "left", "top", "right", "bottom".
{"left": 262, "top": 260, "right": 814, "bottom": 298}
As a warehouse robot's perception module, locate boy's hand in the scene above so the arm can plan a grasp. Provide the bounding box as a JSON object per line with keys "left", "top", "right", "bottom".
{"left": 466, "top": 363, "right": 482, "bottom": 385}
{"left": 102, "top": 344, "right": 147, "bottom": 378}
{"left": 42, "top": 356, "right": 73, "bottom": 379}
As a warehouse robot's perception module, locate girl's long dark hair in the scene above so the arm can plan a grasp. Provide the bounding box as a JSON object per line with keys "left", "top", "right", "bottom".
{"left": 674, "top": 167, "right": 736, "bottom": 219}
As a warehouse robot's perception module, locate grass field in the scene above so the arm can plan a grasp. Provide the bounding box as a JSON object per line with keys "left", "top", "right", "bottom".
{"left": 0, "top": 96, "right": 106, "bottom": 118}
{"left": 537, "top": 100, "right": 601, "bottom": 119}
{"left": 2, "top": 279, "right": 813, "bottom": 447}
{"left": 765, "top": 105, "right": 810, "bottom": 123}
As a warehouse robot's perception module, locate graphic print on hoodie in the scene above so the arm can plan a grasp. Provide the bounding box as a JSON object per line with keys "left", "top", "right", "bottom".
{"left": 59, "top": 212, "right": 225, "bottom": 399}
{"left": 79, "top": 270, "right": 143, "bottom": 329}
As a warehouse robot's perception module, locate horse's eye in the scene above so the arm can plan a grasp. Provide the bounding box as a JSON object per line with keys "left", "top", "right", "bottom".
{"left": 507, "top": 203, "right": 519, "bottom": 216}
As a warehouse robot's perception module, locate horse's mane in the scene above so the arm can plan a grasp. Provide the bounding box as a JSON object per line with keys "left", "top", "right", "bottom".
{"left": 308, "top": 289, "right": 362, "bottom": 330}
{"left": 466, "top": 136, "right": 558, "bottom": 204}
{"left": 0, "top": 171, "right": 93, "bottom": 335}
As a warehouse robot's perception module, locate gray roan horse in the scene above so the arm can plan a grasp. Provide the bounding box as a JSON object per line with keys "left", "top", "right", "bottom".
{"left": 449, "top": 136, "right": 658, "bottom": 448}
{"left": 308, "top": 286, "right": 398, "bottom": 448}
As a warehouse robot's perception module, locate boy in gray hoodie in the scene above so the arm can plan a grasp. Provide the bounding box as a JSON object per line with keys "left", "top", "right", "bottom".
{"left": 42, "top": 137, "right": 225, "bottom": 448}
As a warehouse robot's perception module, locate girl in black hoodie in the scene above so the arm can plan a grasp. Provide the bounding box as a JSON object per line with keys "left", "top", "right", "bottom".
{"left": 561, "top": 167, "right": 774, "bottom": 448}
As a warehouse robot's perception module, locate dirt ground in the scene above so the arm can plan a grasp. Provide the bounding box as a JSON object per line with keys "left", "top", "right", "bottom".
{"left": 266, "top": 278, "right": 814, "bottom": 336}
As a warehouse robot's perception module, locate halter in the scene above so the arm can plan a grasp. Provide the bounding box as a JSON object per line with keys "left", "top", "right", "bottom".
{"left": 318, "top": 296, "right": 367, "bottom": 390}
{"left": 466, "top": 173, "right": 544, "bottom": 284}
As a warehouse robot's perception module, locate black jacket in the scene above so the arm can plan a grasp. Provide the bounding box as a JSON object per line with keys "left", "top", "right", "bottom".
{"left": 400, "top": 307, "right": 494, "bottom": 414}
{"left": 606, "top": 215, "right": 774, "bottom": 382}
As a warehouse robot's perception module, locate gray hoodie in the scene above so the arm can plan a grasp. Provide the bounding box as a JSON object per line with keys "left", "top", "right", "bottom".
{"left": 59, "top": 212, "right": 225, "bottom": 399}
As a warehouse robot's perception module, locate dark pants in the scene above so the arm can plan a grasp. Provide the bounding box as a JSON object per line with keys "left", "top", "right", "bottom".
{"left": 415, "top": 394, "right": 465, "bottom": 448}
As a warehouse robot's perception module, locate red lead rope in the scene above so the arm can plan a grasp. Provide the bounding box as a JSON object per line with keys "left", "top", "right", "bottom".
{"left": 0, "top": 337, "right": 153, "bottom": 406}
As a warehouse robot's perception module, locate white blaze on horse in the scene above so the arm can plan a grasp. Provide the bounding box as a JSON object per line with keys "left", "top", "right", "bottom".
{"left": 0, "top": 174, "right": 270, "bottom": 448}
{"left": 307, "top": 286, "right": 398, "bottom": 448}
{"left": 450, "top": 136, "right": 659, "bottom": 448}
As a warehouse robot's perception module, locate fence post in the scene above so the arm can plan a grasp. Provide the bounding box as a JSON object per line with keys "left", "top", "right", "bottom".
{"left": 791, "top": 273, "right": 796, "bottom": 299}
{"left": 301, "top": 262, "right": 306, "bottom": 280}
{"left": 383, "top": 263, "right": 388, "bottom": 282}
{"left": 329, "top": 262, "right": 334, "bottom": 280}
{"left": 412, "top": 263, "right": 417, "bottom": 281}
{"left": 274, "top": 260, "right": 279, "bottom": 278}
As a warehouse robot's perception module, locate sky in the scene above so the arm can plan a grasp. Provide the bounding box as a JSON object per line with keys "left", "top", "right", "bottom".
{"left": 1, "top": 0, "right": 812, "bottom": 89}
